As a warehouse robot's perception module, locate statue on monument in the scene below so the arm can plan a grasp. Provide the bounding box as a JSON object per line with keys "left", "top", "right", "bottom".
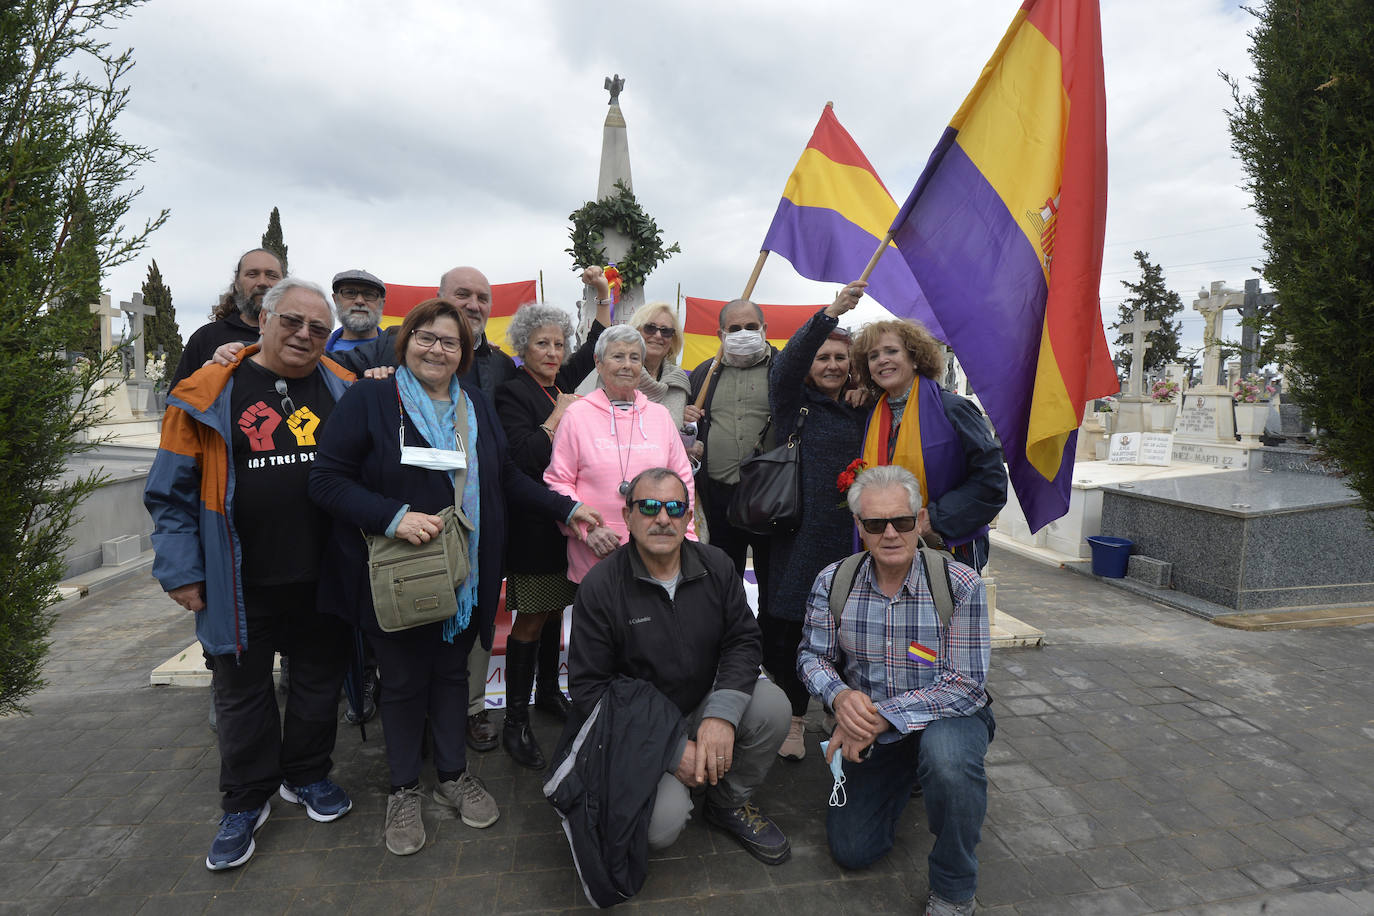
{"left": 604, "top": 74, "right": 624, "bottom": 106}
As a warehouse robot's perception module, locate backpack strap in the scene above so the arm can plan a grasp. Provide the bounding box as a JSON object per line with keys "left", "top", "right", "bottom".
{"left": 828, "top": 551, "right": 867, "bottom": 627}
{"left": 917, "top": 541, "right": 957, "bottom": 630}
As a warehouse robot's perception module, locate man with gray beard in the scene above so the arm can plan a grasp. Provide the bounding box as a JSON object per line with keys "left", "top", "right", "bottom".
{"left": 326, "top": 269, "right": 386, "bottom": 353}
{"left": 170, "top": 248, "right": 283, "bottom": 389}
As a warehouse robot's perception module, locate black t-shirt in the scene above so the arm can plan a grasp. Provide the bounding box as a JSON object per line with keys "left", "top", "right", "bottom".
{"left": 230, "top": 360, "right": 336, "bottom": 585}
{"left": 171, "top": 313, "right": 259, "bottom": 389}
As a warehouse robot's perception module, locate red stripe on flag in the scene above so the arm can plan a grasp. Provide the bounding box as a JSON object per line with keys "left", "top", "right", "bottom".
{"left": 380, "top": 280, "right": 538, "bottom": 326}
{"left": 806, "top": 106, "right": 891, "bottom": 192}
{"left": 682, "top": 297, "right": 821, "bottom": 339}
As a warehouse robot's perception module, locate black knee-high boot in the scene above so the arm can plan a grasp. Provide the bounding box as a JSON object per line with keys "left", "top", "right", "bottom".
{"left": 502, "top": 638, "right": 545, "bottom": 770}
{"left": 533, "top": 612, "right": 572, "bottom": 721}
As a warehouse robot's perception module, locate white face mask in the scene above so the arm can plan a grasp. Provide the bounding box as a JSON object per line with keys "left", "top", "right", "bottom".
{"left": 722, "top": 328, "right": 766, "bottom": 365}
{"left": 399, "top": 444, "right": 466, "bottom": 471}
{"left": 818, "top": 739, "right": 847, "bottom": 807}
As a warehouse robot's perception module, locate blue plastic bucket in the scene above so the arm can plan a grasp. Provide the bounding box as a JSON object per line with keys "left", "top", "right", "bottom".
{"left": 1085, "top": 536, "right": 1133, "bottom": 578}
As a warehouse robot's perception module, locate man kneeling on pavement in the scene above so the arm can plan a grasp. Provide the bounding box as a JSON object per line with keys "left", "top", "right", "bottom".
{"left": 799, "top": 464, "right": 995, "bottom": 916}
{"left": 546, "top": 467, "right": 791, "bottom": 906}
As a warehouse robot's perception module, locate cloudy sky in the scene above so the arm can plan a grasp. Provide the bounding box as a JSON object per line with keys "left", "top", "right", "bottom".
{"left": 100, "top": 0, "right": 1264, "bottom": 365}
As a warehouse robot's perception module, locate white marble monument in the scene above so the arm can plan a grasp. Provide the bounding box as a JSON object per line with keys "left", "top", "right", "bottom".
{"left": 1172, "top": 281, "right": 1249, "bottom": 468}
{"left": 1113, "top": 307, "right": 1159, "bottom": 435}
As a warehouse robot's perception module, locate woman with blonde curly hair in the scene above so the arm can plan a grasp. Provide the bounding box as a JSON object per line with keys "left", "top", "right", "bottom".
{"left": 850, "top": 317, "right": 1006, "bottom": 571}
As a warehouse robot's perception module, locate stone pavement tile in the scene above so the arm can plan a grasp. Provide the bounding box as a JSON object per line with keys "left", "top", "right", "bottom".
{"left": 1145, "top": 799, "right": 1214, "bottom": 834}
{"left": 17, "top": 797, "right": 108, "bottom": 829}
{"left": 766, "top": 843, "right": 844, "bottom": 888}
{"left": 1237, "top": 860, "right": 1305, "bottom": 890}
{"left": 1129, "top": 877, "right": 1205, "bottom": 911}
{"left": 1024, "top": 786, "right": 1083, "bottom": 818}
{"left": 457, "top": 835, "right": 516, "bottom": 874}
{"left": 52, "top": 895, "right": 144, "bottom": 915}
{"left": 1193, "top": 793, "right": 1268, "bottom": 828}
{"left": 706, "top": 849, "right": 776, "bottom": 895}
{"left": 37, "top": 824, "right": 132, "bottom": 859}
{"left": 1232, "top": 824, "right": 1306, "bottom": 860}
{"left": 967, "top": 858, "right": 1037, "bottom": 907}
{"left": 0, "top": 902, "right": 58, "bottom": 916}
{"left": 990, "top": 823, "right": 1074, "bottom": 859}
{"left": 231, "top": 849, "right": 331, "bottom": 891}
{"left": 1068, "top": 846, "right": 1154, "bottom": 888}
{"left": 1013, "top": 854, "right": 1097, "bottom": 896}
{"left": 619, "top": 896, "right": 705, "bottom": 915}
{"left": 1048, "top": 813, "right": 1114, "bottom": 851}
{"left": 496, "top": 865, "right": 580, "bottom": 911}
{"left": 1347, "top": 845, "right": 1374, "bottom": 871}
{"left": 1125, "top": 836, "right": 1210, "bottom": 880}
{"left": 1168, "top": 718, "right": 1232, "bottom": 741}
{"left": 29, "top": 858, "right": 117, "bottom": 897}
{"left": 318, "top": 842, "right": 385, "bottom": 882}
{"left": 1090, "top": 807, "right": 1170, "bottom": 845}
{"left": 89, "top": 855, "right": 188, "bottom": 896}
{"left": 1269, "top": 815, "right": 1356, "bottom": 853}
{"left": 1069, "top": 779, "right": 1140, "bottom": 812}
{"left": 1288, "top": 852, "right": 1365, "bottom": 883}
{"left": 1176, "top": 830, "right": 1260, "bottom": 870}
{"left": 987, "top": 763, "right": 1053, "bottom": 793}
{"left": 0, "top": 824, "right": 63, "bottom": 862}
{"left": 0, "top": 859, "right": 51, "bottom": 900}
{"left": 985, "top": 791, "right": 1052, "bottom": 827}
{"left": 427, "top": 875, "right": 502, "bottom": 912}
{"left": 88, "top": 793, "right": 164, "bottom": 828}
{"left": 633, "top": 853, "right": 708, "bottom": 901}
{"left": 1180, "top": 866, "right": 1263, "bottom": 903}
{"left": 201, "top": 887, "right": 295, "bottom": 914}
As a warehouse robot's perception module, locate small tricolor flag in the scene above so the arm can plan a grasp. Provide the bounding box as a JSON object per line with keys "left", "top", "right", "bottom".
{"left": 908, "top": 640, "right": 938, "bottom": 667}
{"left": 680, "top": 296, "right": 825, "bottom": 372}
{"left": 380, "top": 280, "right": 538, "bottom": 353}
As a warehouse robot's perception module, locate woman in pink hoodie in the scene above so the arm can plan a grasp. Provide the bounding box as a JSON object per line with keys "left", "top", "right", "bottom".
{"left": 545, "top": 324, "right": 695, "bottom": 582}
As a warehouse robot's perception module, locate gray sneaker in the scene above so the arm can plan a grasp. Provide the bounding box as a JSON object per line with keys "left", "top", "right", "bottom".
{"left": 384, "top": 787, "right": 425, "bottom": 856}
{"left": 925, "top": 892, "right": 976, "bottom": 916}
{"left": 433, "top": 772, "right": 499, "bottom": 828}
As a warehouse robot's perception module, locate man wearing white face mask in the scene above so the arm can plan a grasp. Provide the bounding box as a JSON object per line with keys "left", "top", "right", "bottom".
{"left": 684, "top": 299, "right": 775, "bottom": 610}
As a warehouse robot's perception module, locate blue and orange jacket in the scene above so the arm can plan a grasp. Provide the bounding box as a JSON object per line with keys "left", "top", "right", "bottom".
{"left": 143, "top": 345, "right": 353, "bottom": 656}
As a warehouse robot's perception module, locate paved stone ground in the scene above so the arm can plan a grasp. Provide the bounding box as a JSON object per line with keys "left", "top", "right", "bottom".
{"left": 3, "top": 552, "right": 1374, "bottom": 914}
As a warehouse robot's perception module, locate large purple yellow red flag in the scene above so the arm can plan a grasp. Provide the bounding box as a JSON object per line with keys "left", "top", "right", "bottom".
{"left": 885, "top": 0, "right": 1117, "bottom": 532}
{"left": 381, "top": 280, "right": 538, "bottom": 354}
{"left": 680, "top": 297, "right": 822, "bottom": 371}
{"left": 760, "top": 106, "right": 944, "bottom": 342}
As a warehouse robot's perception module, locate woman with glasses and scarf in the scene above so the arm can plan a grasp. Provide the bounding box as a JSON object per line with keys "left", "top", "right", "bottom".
{"left": 761, "top": 284, "right": 870, "bottom": 761}
{"left": 627, "top": 302, "right": 691, "bottom": 426}
{"left": 309, "top": 298, "right": 600, "bottom": 858}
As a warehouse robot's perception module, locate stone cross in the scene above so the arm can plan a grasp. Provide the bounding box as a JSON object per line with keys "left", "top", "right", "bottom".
{"left": 1226, "top": 359, "right": 1241, "bottom": 391}
{"left": 120, "top": 291, "right": 157, "bottom": 383}
{"left": 1238, "top": 279, "right": 1278, "bottom": 377}
{"left": 1164, "top": 362, "right": 1185, "bottom": 392}
{"left": 1119, "top": 308, "right": 1160, "bottom": 397}
{"left": 1192, "top": 281, "right": 1246, "bottom": 389}
{"left": 604, "top": 74, "right": 625, "bottom": 106}
{"left": 88, "top": 294, "right": 122, "bottom": 352}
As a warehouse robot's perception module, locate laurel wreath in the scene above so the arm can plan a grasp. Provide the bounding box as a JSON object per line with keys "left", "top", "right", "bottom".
{"left": 566, "top": 180, "right": 681, "bottom": 289}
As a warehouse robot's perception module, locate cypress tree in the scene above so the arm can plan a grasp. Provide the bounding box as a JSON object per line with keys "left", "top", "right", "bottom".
{"left": 261, "top": 206, "right": 288, "bottom": 275}
{"left": 1112, "top": 250, "right": 1183, "bottom": 377}
{"left": 140, "top": 260, "right": 181, "bottom": 371}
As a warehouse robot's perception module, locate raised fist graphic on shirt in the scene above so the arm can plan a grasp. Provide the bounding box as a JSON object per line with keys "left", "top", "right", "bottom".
{"left": 286, "top": 406, "right": 321, "bottom": 446}
{"left": 238, "top": 401, "right": 282, "bottom": 452}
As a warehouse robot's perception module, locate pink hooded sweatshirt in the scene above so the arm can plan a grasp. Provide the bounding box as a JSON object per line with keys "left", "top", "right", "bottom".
{"left": 545, "top": 388, "right": 696, "bottom": 582}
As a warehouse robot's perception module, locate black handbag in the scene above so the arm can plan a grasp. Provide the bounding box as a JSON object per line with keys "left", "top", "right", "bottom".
{"left": 727, "top": 407, "right": 807, "bottom": 536}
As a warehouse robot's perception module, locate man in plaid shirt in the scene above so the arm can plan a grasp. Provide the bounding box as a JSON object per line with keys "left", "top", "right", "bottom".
{"left": 798, "top": 465, "right": 995, "bottom": 916}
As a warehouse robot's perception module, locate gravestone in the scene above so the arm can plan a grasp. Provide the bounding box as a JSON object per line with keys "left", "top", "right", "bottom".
{"left": 1171, "top": 281, "right": 1249, "bottom": 468}
{"left": 121, "top": 292, "right": 158, "bottom": 415}
{"left": 1112, "top": 308, "right": 1158, "bottom": 435}
{"left": 1238, "top": 279, "right": 1278, "bottom": 377}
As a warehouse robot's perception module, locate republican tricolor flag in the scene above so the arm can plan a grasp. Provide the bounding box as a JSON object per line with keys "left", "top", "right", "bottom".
{"left": 381, "top": 280, "right": 538, "bottom": 354}
{"left": 679, "top": 297, "right": 824, "bottom": 372}
{"left": 886, "top": 0, "right": 1117, "bottom": 532}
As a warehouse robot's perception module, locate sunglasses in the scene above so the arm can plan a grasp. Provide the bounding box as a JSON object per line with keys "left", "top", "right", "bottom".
{"left": 641, "top": 323, "right": 676, "bottom": 339}
{"left": 630, "top": 498, "right": 689, "bottom": 518}
{"left": 274, "top": 378, "right": 296, "bottom": 417}
{"left": 270, "top": 310, "right": 331, "bottom": 340}
{"left": 858, "top": 515, "right": 917, "bottom": 535}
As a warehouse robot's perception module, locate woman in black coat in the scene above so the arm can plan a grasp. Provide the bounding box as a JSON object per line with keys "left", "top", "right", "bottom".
{"left": 762, "top": 284, "right": 869, "bottom": 761}
{"left": 492, "top": 293, "right": 608, "bottom": 769}
{"left": 309, "top": 299, "right": 598, "bottom": 857}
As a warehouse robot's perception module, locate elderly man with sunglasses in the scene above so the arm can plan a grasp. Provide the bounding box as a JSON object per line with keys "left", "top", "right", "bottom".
{"left": 798, "top": 464, "right": 994, "bottom": 916}
{"left": 559, "top": 467, "right": 793, "bottom": 878}
{"left": 146, "top": 277, "right": 357, "bottom": 872}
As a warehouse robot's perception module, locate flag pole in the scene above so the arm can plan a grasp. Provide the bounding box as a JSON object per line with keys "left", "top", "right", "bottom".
{"left": 740, "top": 250, "right": 769, "bottom": 300}
{"left": 539, "top": 269, "right": 545, "bottom": 303}
{"left": 858, "top": 231, "right": 896, "bottom": 284}
{"left": 694, "top": 250, "right": 772, "bottom": 409}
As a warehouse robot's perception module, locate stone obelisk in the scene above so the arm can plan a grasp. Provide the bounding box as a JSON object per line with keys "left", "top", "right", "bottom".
{"left": 582, "top": 75, "right": 643, "bottom": 332}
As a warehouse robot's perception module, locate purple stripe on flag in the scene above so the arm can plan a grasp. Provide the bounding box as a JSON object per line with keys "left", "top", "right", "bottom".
{"left": 762, "top": 199, "right": 945, "bottom": 342}
{"left": 889, "top": 130, "right": 1075, "bottom": 529}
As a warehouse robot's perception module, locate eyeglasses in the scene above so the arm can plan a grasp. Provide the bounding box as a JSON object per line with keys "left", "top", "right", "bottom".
{"left": 412, "top": 329, "right": 463, "bottom": 353}
{"left": 269, "top": 310, "right": 331, "bottom": 340}
{"left": 630, "top": 498, "right": 689, "bottom": 518}
{"left": 337, "top": 286, "right": 382, "bottom": 302}
{"left": 858, "top": 515, "right": 917, "bottom": 535}
{"left": 641, "top": 323, "right": 676, "bottom": 339}
{"left": 274, "top": 378, "right": 296, "bottom": 417}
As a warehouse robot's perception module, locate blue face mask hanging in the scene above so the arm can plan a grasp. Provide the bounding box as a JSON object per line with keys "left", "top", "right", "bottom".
{"left": 819, "top": 740, "right": 847, "bottom": 808}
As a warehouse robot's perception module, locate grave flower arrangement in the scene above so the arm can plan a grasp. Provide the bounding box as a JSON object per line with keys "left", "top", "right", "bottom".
{"left": 1232, "top": 373, "right": 1276, "bottom": 403}
{"left": 1150, "top": 379, "right": 1180, "bottom": 403}
{"left": 145, "top": 353, "right": 167, "bottom": 391}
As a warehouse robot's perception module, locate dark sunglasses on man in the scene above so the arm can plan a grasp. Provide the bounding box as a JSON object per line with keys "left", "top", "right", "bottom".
{"left": 858, "top": 515, "right": 917, "bottom": 535}
{"left": 630, "top": 498, "right": 689, "bottom": 518}
{"left": 270, "top": 310, "right": 331, "bottom": 341}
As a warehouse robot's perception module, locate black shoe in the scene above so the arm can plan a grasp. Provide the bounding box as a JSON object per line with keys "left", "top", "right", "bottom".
{"left": 501, "top": 638, "right": 545, "bottom": 770}
{"left": 533, "top": 688, "right": 572, "bottom": 721}
{"left": 466, "top": 711, "right": 498, "bottom": 753}
{"left": 345, "top": 668, "right": 377, "bottom": 725}
{"left": 705, "top": 802, "right": 791, "bottom": 865}
{"left": 534, "top": 613, "right": 572, "bottom": 722}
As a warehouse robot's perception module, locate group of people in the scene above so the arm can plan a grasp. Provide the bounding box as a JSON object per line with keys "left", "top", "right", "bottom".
{"left": 145, "top": 248, "right": 1008, "bottom": 915}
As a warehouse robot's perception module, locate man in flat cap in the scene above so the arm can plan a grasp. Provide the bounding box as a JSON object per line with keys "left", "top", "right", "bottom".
{"left": 327, "top": 269, "right": 387, "bottom": 354}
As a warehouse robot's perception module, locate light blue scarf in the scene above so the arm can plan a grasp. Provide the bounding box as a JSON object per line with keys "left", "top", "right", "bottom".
{"left": 396, "top": 368, "right": 481, "bottom": 642}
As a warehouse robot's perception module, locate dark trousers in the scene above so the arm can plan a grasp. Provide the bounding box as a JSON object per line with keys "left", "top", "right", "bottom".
{"left": 758, "top": 612, "right": 810, "bottom": 717}
{"left": 370, "top": 619, "right": 479, "bottom": 788}
{"left": 827, "top": 707, "right": 995, "bottom": 902}
{"left": 702, "top": 479, "right": 771, "bottom": 614}
{"left": 211, "top": 582, "right": 350, "bottom": 813}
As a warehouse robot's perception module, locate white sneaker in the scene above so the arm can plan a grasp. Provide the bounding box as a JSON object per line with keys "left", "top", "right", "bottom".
{"left": 778, "top": 716, "right": 806, "bottom": 760}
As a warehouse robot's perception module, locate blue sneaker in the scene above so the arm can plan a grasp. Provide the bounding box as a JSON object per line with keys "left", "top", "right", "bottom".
{"left": 206, "top": 802, "right": 270, "bottom": 871}
{"left": 279, "top": 778, "right": 352, "bottom": 822}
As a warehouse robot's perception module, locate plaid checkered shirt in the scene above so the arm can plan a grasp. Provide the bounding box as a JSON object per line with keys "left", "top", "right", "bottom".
{"left": 798, "top": 552, "right": 989, "bottom": 738}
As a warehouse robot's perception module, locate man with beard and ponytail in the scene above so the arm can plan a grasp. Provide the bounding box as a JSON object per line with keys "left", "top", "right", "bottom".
{"left": 684, "top": 299, "right": 776, "bottom": 610}
{"left": 326, "top": 269, "right": 386, "bottom": 354}
{"left": 170, "top": 248, "right": 283, "bottom": 389}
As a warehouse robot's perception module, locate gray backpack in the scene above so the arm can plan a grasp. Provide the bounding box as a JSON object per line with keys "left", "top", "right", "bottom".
{"left": 827, "top": 544, "right": 956, "bottom": 630}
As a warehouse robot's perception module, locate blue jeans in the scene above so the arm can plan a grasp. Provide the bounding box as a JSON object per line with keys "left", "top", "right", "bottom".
{"left": 826, "top": 706, "right": 994, "bottom": 902}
